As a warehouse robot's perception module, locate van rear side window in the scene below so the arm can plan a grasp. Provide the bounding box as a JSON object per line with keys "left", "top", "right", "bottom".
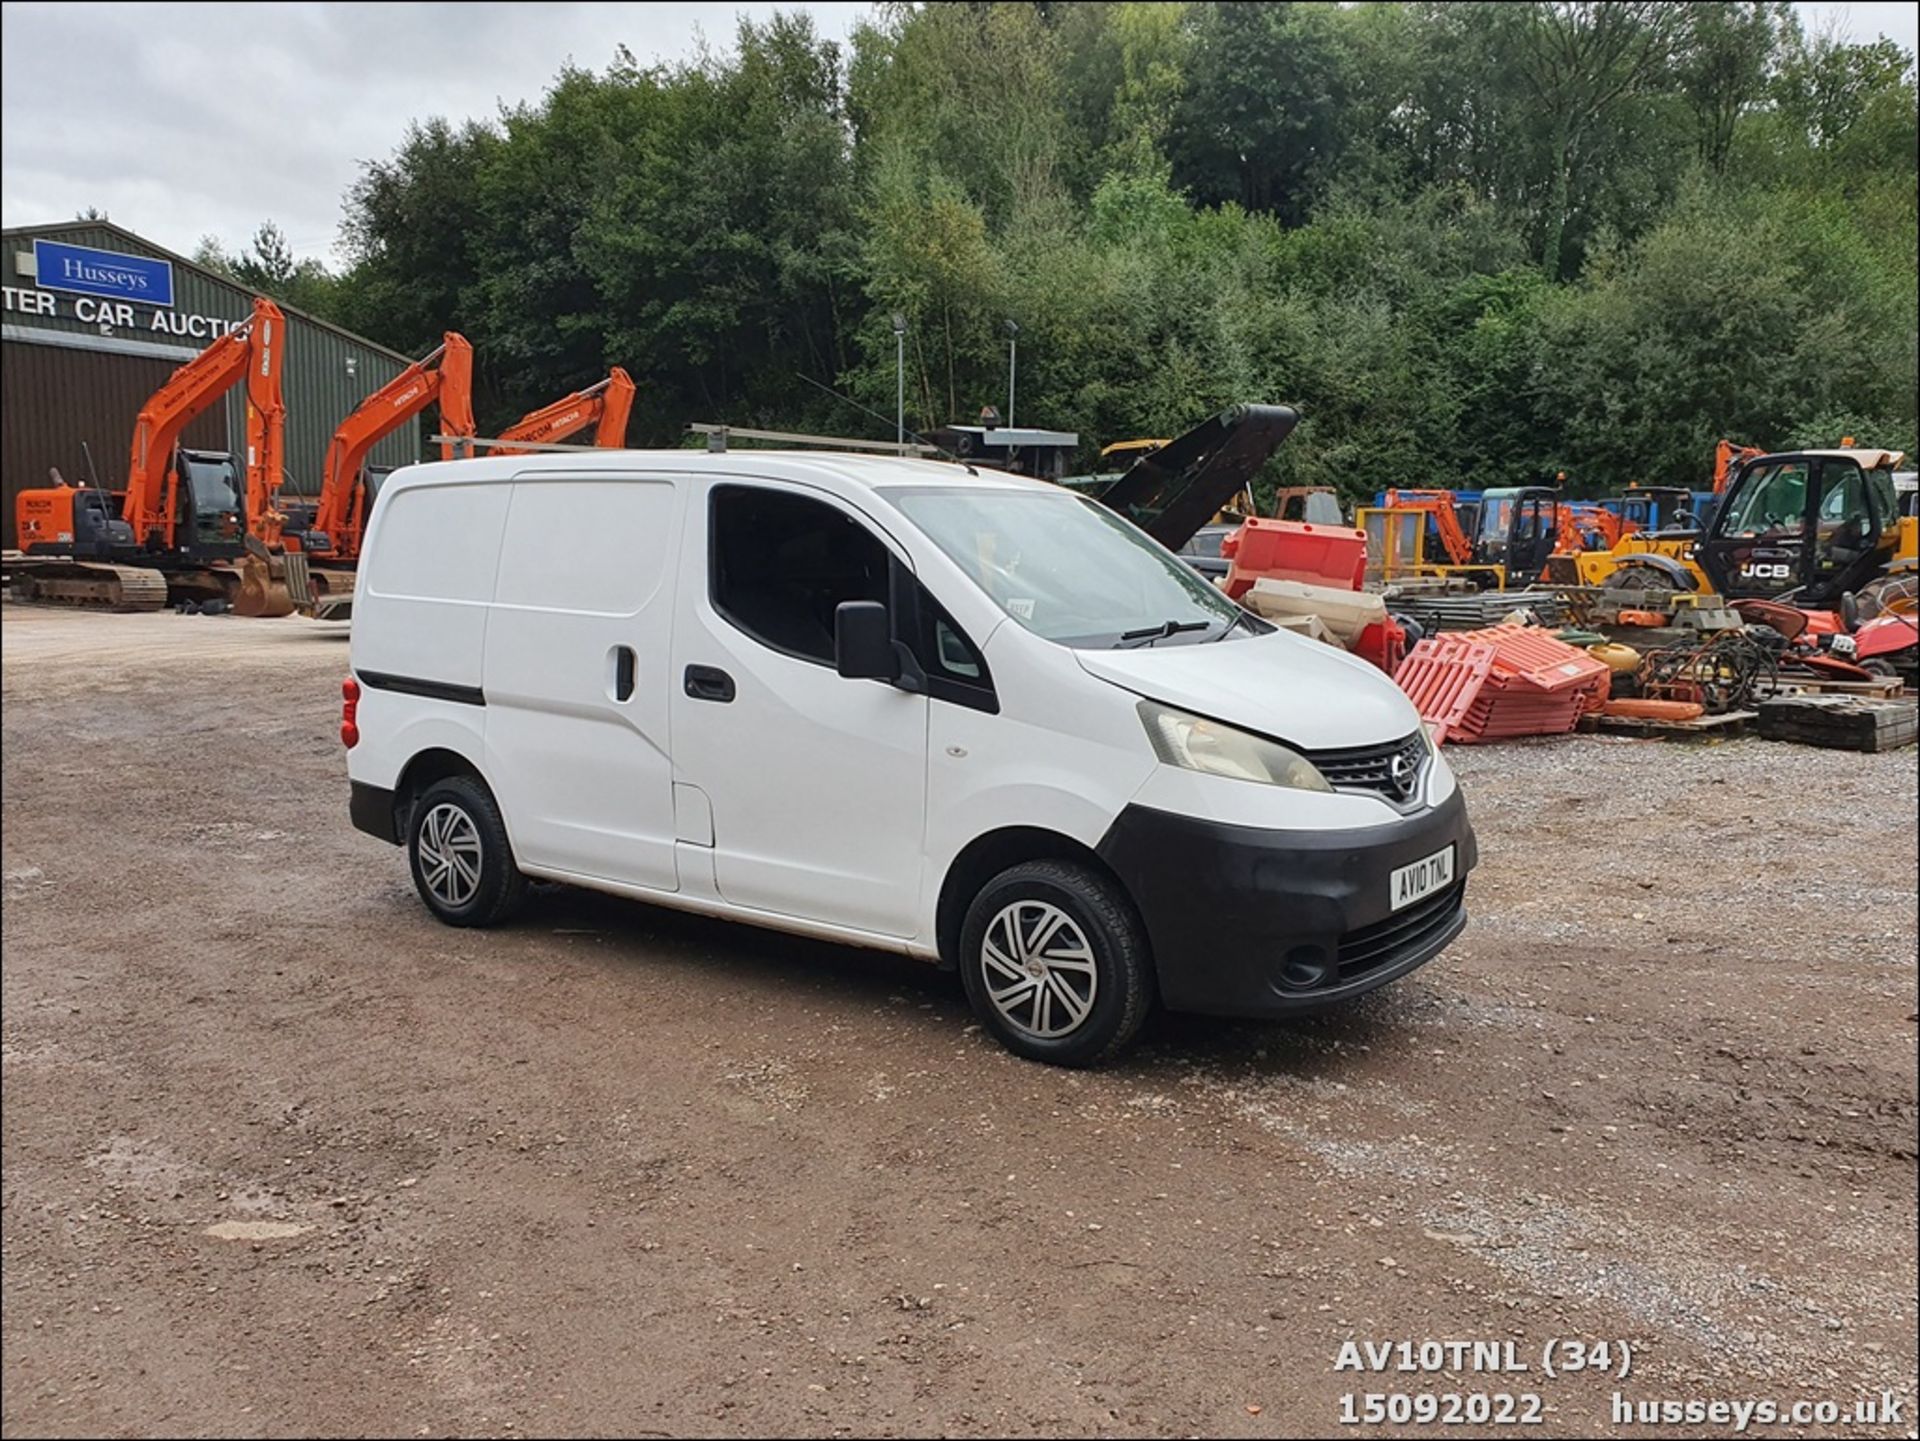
{"left": 710, "top": 485, "right": 891, "bottom": 664}
{"left": 366, "top": 485, "right": 510, "bottom": 602}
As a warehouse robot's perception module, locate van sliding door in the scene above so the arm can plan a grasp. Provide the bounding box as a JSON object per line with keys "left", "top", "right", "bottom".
{"left": 482, "top": 476, "right": 683, "bottom": 890}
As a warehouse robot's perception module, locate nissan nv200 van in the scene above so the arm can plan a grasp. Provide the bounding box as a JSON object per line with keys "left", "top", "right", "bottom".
{"left": 345, "top": 442, "right": 1476, "bottom": 1065}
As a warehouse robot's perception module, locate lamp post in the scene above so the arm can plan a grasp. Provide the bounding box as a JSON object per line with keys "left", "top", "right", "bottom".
{"left": 892, "top": 312, "right": 907, "bottom": 452}
{"left": 1004, "top": 318, "right": 1020, "bottom": 430}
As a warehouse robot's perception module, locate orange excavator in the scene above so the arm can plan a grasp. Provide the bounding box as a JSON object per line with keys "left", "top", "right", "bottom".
{"left": 488, "top": 368, "right": 635, "bottom": 455}
{"left": 1555, "top": 501, "right": 1623, "bottom": 555}
{"left": 281, "top": 333, "right": 476, "bottom": 564}
{"left": 12, "top": 295, "right": 291, "bottom": 613}
{"left": 1713, "top": 439, "right": 1764, "bottom": 494}
{"left": 1380, "top": 488, "right": 1484, "bottom": 567}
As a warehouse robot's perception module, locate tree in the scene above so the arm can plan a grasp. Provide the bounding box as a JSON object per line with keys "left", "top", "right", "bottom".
{"left": 1673, "top": 2, "right": 1792, "bottom": 174}
{"left": 1497, "top": 2, "right": 1683, "bottom": 278}
{"left": 338, "top": 117, "right": 497, "bottom": 358}
{"left": 1165, "top": 2, "right": 1362, "bottom": 224}
{"left": 232, "top": 222, "right": 297, "bottom": 293}
{"left": 192, "top": 236, "right": 237, "bottom": 275}
{"left": 319, "top": 0, "right": 1916, "bottom": 481}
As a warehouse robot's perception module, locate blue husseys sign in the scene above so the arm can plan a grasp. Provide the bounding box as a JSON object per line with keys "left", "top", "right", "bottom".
{"left": 34, "top": 239, "right": 174, "bottom": 308}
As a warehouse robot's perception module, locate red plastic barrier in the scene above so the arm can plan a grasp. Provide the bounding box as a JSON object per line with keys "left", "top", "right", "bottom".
{"left": 1221, "top": 516, "right": 1366, "bottom": 598}
{"left": 1453, "top": 623, "right": 1611, "bottom": 694}
{"left": 1395, "top": 625, "right": 1607, "bottom": 743}
{"left": 1394, "top": 635, "right": 1497, "bottom": 743}
{"left": 1351, "top": 617, "right": 1406, "bottom": 675}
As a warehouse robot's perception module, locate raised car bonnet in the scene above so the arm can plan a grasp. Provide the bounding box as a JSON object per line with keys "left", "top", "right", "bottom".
{"left": 1073, "top": 629, "right": 1421, "bottom": 753}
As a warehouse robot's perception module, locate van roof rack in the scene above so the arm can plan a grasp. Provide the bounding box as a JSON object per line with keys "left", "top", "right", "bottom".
{"left": 689, "top": 423, "right": 936, "bottom": 457}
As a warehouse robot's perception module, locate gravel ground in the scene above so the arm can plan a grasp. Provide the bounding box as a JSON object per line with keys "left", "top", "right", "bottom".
{"left": 3, "top": 604, "right": 1915, "bottom": 1438}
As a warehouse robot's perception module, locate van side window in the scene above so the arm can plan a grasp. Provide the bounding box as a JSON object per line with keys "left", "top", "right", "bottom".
{"left": 710, "top": 485, "right": 892, "bottom": 665}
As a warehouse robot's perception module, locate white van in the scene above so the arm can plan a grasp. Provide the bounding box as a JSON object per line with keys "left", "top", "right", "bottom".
{"left": 345, "top": 447, "right": 1477, "bottom": 1065}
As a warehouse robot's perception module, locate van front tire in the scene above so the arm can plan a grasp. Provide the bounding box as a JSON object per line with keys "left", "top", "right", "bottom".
{"left": 958, "top": 860, "right": 1152, "bottom": 1067}
{"left": 407, "top": 776, "right": 528, "bottom": 928}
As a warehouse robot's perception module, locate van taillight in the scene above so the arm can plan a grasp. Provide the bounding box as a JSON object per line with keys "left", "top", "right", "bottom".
{"left": 341, "top": 676, "right": 360, "bottom": 748}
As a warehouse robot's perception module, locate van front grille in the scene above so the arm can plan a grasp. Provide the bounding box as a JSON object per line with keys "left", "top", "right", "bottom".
{"left": 1303, "top": 732, "right": 1428, "bottom": 807}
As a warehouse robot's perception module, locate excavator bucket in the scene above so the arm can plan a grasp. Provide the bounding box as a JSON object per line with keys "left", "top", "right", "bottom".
{"left": 1095, "top": 404, "right": 1301, "bottom": 550}
{"left": 234, "top": 534, "right": 295, "bottom": 618}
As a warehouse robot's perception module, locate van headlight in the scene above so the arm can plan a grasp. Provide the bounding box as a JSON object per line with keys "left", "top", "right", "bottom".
{"left": 1137, "top": 700, "right": 1332, "bottom": 790}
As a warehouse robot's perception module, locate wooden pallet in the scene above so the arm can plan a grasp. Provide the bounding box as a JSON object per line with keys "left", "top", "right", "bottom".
{"left": 1761, "top": 675, "right": 1905, "bottom": 698}
{"left": 1756, "top": 695, "right": 1918, "bottom": 752}
{"left": 1578, "top": 708, "right": 1757, "bottom": 740}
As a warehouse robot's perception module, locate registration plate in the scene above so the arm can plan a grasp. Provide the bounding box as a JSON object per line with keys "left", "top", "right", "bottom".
{"left": 1390, "top": 846, "right": 1455, "bottom": 911}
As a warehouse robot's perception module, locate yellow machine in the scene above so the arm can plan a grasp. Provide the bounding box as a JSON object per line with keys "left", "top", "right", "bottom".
{"left": 1861, "top": 501, "right": 1918, "bottom": 616}
{"left": 1561, "top": 531, "right": 1712, "bottom": 594}
{"left": 1098, "top": 437, "right": 1171, "bottom": 469}
{"left": 1354, "top": 505, "right": 1506, "bottom": 589}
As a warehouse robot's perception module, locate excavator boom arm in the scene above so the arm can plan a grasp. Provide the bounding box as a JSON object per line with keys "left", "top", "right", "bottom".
{"left": 123, "top": 311, "right": 257, "bottom": 544}
{"left": 1383, "top": 488, "right": 1476, "bottom": 566}
{"left": 313, "top": 333, "right": 474, "bottom": 545}
{"left": 592, "top": 367, "right": 635, "bottom": 448}
{"left": 244, "top": 301, "right": 288, "bottom": 544}
{"left": 496, "top": 367, "right": 635, "bottom": 452}
{"left": 1713, "top": 440, "right": 1764, "bottom": 495}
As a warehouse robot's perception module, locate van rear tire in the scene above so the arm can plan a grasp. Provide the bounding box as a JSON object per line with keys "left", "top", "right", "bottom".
{"left": 958, "top": 860, "right": 1152, "bottom": 1067}
{"left": 407, "top": 776, "right": 528, "bottom": 927}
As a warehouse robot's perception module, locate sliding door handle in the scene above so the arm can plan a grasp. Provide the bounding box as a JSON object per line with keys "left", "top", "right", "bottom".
{"left": 683, "top": 664, "right": 735, "bottom": 703}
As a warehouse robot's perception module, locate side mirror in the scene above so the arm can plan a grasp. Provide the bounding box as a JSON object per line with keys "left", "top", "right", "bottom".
{"left": 835, "top": 600, "right": 899, "bottom": 681}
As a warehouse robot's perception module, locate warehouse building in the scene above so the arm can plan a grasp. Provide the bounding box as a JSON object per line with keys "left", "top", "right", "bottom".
{"left": 2, "top": 220, "right": 417, "bottom": 549}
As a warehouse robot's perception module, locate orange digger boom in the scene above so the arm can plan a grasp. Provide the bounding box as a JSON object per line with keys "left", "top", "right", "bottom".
{"left": 121, "top": 295, "right": 286, "bottom": 550}
{"left": 494, "top": 367, "right": 635, "bottom": 454}
{"left": 299, "top": 332, "right": 475, "bottom": 559}
{"left": 1382, "top": 488, "right": 1480, "bottom": 567}
{"left": 1713, "top": 439, "right": 1764, "bottom": 495}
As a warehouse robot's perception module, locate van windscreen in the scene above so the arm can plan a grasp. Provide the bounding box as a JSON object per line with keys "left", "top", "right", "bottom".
{"left": 892, "top": 488, "right": 1247, "bottom": 649}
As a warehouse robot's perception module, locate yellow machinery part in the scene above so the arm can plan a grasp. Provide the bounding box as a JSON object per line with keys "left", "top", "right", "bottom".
{"left": 1572, "top": 534, "right": 1712, "bottom": 592}
{"left": 1588, "top": 642, "right": 1641, "bottom": 672}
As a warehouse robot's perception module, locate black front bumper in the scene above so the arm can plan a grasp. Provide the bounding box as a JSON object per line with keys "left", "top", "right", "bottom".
{"left": 1096, "top": 788, "right": 1477, "bottom": 1018}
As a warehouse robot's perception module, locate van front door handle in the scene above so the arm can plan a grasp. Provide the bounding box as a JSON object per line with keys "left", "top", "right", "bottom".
{"left": 683, "top": 664, "right": 735, "bottom": 703}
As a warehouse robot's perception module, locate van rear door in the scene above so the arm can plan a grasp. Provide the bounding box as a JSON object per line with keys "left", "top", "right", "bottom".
{"left": 483, "top": 475, "right": 682, "bottom": 890}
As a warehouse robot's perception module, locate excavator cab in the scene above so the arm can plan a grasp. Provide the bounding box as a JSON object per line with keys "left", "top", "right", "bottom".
{"left": 1271, "top": 486, "right": 1344, "bottom": 525}
{"left": 1701, "top": 449, "right": 1903, "bottom": 605}
{"left": 174, "top": 449, "right": 247, "bottom": 555}
{"left": 1474, "top": 487, "right": 1559, "bottom": 581}
{"left": 1603, "top": 486, "right": 1697, "bottom": 535}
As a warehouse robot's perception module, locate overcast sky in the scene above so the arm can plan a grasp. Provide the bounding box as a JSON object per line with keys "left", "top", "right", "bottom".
{"left": 2, "top": 1, "right": 1913, "bottom": 267}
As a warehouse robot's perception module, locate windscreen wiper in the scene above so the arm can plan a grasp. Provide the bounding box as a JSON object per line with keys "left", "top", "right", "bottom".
{"left": 1211, "top": 608, "right": 1255, "bottom": 642}
{"left": 1116, "top": 619, "right": 1213, "bottom": 648}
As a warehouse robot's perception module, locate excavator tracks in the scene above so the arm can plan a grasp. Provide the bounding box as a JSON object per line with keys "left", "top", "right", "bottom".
{"left": 8, "top": 561, "right": 170, "bottom": 612}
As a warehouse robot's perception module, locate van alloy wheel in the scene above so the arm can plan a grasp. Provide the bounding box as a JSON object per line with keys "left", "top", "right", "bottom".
{"left": 406, "top": 775, "right": 528, "bottom": 928}
{"left": 981, "top": 899, "right": 1099, "bottom": 1038}
{"left": 958, "top": 860, "right": 1153, "bottom": 1066}
{"left": 417, "top": 802, "right": 484, "bottom": 908}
